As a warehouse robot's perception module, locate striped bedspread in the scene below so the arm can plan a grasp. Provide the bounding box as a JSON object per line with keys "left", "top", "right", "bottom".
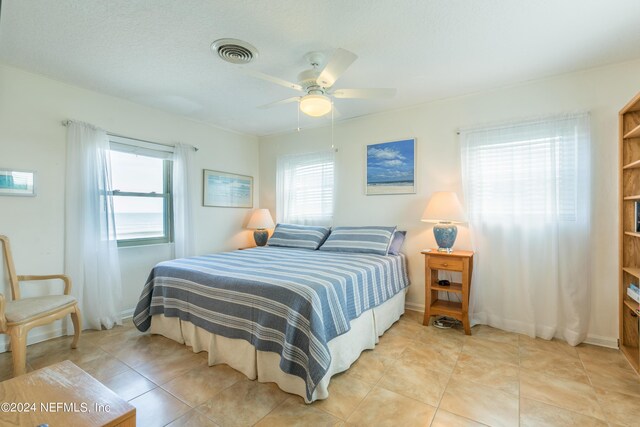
{"left": 133, "top": 246, "right": 409, "bottom": 400}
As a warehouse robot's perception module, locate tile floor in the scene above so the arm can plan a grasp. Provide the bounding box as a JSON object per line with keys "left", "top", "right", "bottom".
{"left": 1, "top": 310, "right": 638, "bottom": 427}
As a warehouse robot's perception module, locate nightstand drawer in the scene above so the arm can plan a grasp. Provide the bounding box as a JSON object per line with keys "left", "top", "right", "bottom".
{"left": 427, "top": 256, "right": 463, "bottom": 271}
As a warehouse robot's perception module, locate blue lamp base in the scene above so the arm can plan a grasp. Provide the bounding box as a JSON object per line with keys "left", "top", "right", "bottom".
{"left": 253, "top": 229, "right": 269, "bottom": 246}
{"left": 433, "top": 222, "right": 458, "bottom": 253}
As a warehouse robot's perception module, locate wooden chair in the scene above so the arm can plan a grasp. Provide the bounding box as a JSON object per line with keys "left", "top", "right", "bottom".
{"left": 0, "top": 235, "right": 81, "bottom": 376}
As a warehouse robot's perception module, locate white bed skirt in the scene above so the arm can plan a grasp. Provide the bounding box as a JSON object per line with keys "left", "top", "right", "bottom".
{"left": 149, "top": 290, "right": 406, "bottom": 402}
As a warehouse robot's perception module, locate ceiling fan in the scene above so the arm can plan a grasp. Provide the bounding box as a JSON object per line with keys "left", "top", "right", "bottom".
{"left": 244, "top": 49, "right": 396, "bottom": 117}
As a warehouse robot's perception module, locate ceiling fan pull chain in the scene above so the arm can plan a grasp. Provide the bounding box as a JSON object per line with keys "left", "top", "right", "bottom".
{"left": 297, "top": 101, "right": 301, "bottom": 132}
{"left": 331, "top": 101, "right": 335, "bottom": 150}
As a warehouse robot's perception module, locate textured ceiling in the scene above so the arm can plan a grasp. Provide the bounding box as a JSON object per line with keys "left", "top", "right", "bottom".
{"left": 2, "top": 0, "right": 640, "bottom": 136}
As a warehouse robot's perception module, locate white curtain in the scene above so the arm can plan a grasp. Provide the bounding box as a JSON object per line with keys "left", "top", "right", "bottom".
{"left": 65, "top": 121, "right": 122, "bottom": 330}
{"left": 276, "top": 150, "right": 335, "bottom": 226}
{"left": 460, "top": 113, "right": 591, "bottom": 345}
{"left": 172, "top": 143, "right": 196, "bottom": 258}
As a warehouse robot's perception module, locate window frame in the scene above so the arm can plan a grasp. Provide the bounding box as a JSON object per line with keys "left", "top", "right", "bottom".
{"left": 109, "top": 143, "right": 174, "bottom": 247}
{"left": 276, "top": 150, "right": 335, "bottom": 226}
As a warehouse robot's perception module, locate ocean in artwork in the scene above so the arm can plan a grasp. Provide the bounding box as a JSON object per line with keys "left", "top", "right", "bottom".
{"left": 204, "top": 171, "right": 253, "bottom": 208}
{"left": 0, "top": 170, "right": 35, "bottom": 195}
{"left": 366, "top": 139, "right": 416, "bottom": 195}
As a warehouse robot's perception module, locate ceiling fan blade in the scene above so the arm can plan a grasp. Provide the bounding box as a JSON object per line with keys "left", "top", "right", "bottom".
{"left": 331, "top": 88, "right": 397, "bottom": 99}
{"left": 258, "top": 97, "right": 300, "bottom": 109}
{"left": 242, "top": 68, "right": 304, "bottom": 92}
{"left": 316, "top": 48, "right": 358, "bottom": 87}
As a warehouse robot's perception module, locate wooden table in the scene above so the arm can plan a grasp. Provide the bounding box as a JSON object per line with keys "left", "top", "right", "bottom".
{"left": 0, "top": 360, "right": 135, "bottom": 426}
{"left": 422, "top": 249, "right": 474, "bottom": 334}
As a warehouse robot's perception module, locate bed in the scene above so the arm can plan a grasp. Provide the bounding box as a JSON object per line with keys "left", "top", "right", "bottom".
{"left": 133, "top": 245, "right": 409, "bottom": 402}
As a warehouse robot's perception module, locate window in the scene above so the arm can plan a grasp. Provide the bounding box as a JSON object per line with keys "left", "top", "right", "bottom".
{"left": 109, "top": 138, "right": 173, "bottom": 246}
{"left": 461, "top": 114, "right": 590, "bottom": 222}
{"left": 276, "top": 150, "right": 335, "bottom": 225}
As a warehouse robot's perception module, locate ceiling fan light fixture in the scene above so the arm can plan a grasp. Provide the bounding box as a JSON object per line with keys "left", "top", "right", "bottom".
{"left": 299, "top": 94, "right": 332, "bottom": 117}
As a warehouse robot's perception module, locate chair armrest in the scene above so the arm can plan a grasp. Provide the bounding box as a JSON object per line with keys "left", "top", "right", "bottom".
{"left": 17, "top": 274, "right": 72, "bottom": 295}
{"left": 0, "top": 294, "right": 5, "bottom": 332}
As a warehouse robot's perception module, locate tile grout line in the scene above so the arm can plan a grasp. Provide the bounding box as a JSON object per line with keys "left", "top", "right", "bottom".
{"left": 373, "top": 336, "right": 445, "bottom": 425}
{"left": 518, "top": 333, "right": 522, "bottom": 427}
{"left": 436, "top": 330, "right": 522, "bottom": 426}
{"left": 340, "top": 339, "right": 400, "bottom": 423}
{"left": 429, "top": 335, "right": 462, "bottom": 427}
{"left": 576, "top": 349, "right": 612, "bottom": 425}
{"left": 337, "top": 327, "right": 423, "bottom": 424}
{"left": 518, "top": 347, "right": 612, "bottom": 425}
{"left": 250, "top": 395, "right": 291, "bottom": 427}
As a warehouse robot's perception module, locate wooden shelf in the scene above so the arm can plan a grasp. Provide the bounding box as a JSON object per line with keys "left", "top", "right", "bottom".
{"left": 622, "top": 267, "right": 640, "bottom": 279}
{"left": 431, "top": 282, "right": 462, "bottom": 293}
{"left": 623, "top": 296, "right": 639, "bottom": 313}
{"left": 624, "top": 123, "right": 640, "bottom": 139}
{"left": 624, "top": 231, "right": 640, "bottom": 238}
{"left": 623, "top": 195, "right": 640, "bottom": 201}
{"left": 621, "top": 92, "right": 640, "bottom": 113}
{"left": 623, "top": 159, "right": 640, "bottom": 169}
{"left": 429, "top": 300, "right": 462, "bottom": 317}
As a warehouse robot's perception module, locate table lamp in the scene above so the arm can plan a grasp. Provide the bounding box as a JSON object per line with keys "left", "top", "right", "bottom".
{"left": 421, "top": 191, "right": 466, "bottom": 253}
{"left": 247, "top": 209, "right": 275, "bottom": 246}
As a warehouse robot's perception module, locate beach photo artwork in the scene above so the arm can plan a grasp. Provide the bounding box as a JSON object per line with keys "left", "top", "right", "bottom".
{"left": 366, "top": 138, "right": 416, "bottom": 195}
{"left": 203, "top": 169, "right": 253, "bottom": 208}
{"left": 0, "top": 169, "right": 36, "bottom": 196}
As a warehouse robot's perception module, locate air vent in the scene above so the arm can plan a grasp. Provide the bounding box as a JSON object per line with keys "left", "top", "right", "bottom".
{"left": 211, "top": 38, "right": 258, "bottom": 64}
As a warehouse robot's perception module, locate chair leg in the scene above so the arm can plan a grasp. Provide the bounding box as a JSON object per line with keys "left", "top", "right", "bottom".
{"left": 70, "top": 305, "right": 81, "bottom": 349}
{"left": 9, "top": 326, "right": 27, "bottom": 376}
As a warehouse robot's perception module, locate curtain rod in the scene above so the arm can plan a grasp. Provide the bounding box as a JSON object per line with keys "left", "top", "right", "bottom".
{"left": 61, "top": 120, "right": 198, "bottom": 151}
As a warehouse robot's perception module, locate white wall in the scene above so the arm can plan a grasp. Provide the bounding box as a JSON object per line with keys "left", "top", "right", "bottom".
{"left": 0, "top": 64, "right": 259, "bottom": 347}
{"left": 259, "top": 59, "right": 640, "bottom": 346}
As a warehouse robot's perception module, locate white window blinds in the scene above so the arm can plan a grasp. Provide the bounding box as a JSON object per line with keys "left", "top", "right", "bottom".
{"left": 461, "top": 114, "right": 589, "bottom": 222}
{"left": 276, "top": 150, "right": 335, "bottom": 226}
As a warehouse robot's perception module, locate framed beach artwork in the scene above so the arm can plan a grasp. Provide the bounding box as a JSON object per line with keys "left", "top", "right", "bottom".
{"left": 203, "top": 169, "right": 253, "bottom": 208}
{"left": 366, "top": 138, "right": 416, "bottom": 195}
{"left": 0, "top": 169, "right": 36, "bottom": 197}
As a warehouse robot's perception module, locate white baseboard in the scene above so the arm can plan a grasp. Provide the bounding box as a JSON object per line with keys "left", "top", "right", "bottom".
{"left": 404, "top": 302, "right": 425, "bottom": 313}
{"left": 0, "top": 325, "right": 68, "bottom": 352}
{"left": 403, "top": 303, "right": 619, "bottom": 349}
{"left": 0, "top": 307, "right": 136, "bottom": 353}
{"left": 583, "top": 334, "right": 618, "bottom": 349}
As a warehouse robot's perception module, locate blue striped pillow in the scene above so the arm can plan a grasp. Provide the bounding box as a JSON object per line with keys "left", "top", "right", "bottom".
{"left": 319, "top": 226, "right": 397, "bottom": 255}
{"left": 267, "top": 224, "right": 332, "bottom": 250}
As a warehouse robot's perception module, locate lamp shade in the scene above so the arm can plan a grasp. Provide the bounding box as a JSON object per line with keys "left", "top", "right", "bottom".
{"left": 299, "top": 94, "right": 332, "bottom": 117}
{"left": 421, "top": 191, "right": 466, "bottom": 223}
{"left": 247, "top": 209, "right": 275, "bottom": 229}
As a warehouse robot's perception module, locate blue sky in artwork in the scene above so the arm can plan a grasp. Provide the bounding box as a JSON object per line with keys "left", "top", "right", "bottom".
{"left": 367, "top": 139, "right": 415, "bottom": 184}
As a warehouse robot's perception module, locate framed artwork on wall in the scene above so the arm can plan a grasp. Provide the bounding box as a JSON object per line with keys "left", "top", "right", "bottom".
{"left": 366, "top": 138, "right": 416, "bottom": 195}
{"left": 203, "top": 169, "right": 253, "bottom": 208}
{"left": 0, "top": 169, "right": 36, "bottom": 197}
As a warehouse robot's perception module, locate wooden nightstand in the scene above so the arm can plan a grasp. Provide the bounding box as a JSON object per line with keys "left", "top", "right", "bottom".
{"left": 422, "top": 249, "right": 474, "bottom": 335}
